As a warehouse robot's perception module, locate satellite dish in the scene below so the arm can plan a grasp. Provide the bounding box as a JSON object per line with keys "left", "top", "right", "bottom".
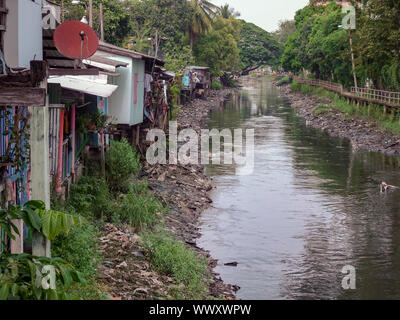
{"left": 53, "top": 21, "right": 99, "bottom": 60}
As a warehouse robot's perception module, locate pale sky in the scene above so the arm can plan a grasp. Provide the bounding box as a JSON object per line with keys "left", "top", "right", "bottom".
{"left": 211, "top": 0, "right": 309, "bottom": 32}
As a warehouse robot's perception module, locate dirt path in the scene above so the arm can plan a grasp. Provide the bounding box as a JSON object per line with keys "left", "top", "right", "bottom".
{"left": 277, "top": 82, "right": 400, "bottom": 156}
{"left": 98, "top": 89, "right": 239, "bottom": 300}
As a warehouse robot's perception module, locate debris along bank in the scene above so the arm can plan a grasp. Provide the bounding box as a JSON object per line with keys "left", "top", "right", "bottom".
{"left": 98, "top": 88, "right": 238, "bottom": 300}
{"left": 275, "top": 80, "right": 400, "bottom": 157}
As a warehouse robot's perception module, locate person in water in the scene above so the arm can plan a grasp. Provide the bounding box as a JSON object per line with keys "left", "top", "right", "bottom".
{"left": 380, "top": 182, "right": 399, "bottom": 193}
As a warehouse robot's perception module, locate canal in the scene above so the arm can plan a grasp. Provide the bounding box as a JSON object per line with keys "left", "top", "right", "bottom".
{"left": 198, "top": 76, "right": 400, "bottom": 300}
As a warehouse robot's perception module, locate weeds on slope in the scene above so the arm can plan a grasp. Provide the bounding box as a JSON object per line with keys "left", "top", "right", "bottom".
{"left": 291, "top": 81, "right": 400, "bottom": 137}
{"left": 51, "top": 138, "right": 210, "bottom": 300}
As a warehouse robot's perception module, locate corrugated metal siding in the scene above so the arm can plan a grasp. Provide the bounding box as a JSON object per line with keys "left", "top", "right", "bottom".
{"left": 0, "top": 105, "right": 29, "bottom": 253}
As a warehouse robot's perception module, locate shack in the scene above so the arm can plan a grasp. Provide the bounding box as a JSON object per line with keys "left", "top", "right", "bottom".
{"left": 0, "top": 0, "right": 47, "bottom": 254}
{"left": 96, "top": 41, "right": 165, "bottom": 146}
{"left": 181, "top": 66, "right": 210, "bottom": 102}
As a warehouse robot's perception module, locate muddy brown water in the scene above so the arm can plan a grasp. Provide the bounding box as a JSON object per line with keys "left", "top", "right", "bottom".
{"left": 198, "top": 77, "right": 400, "bottom": 300}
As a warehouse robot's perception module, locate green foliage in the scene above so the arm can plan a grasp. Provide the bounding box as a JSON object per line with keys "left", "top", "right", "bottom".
{"left": 193, "top": 16, "right": 241, "bottom": 76}
{"left": 52, "top": 222, "right": 101, "bottom": 280}
{"left": 143, "top": 232, "right": 210, "bottom": 299}
{"left": 52, "top": 0, "right": 132, "bottom": 46}
{"left": 276, "top": 76, "right": 292, "bottom": 86}
{"left": 189, "top": 0, "right": 219, "bottom": 49}
{"left": 67, "top": 176, "right": 112, "bottom": 221}
{"left": 115, "top": 181, "right": 165, "bottom": 231}
{"left": 291, "top": 82, "right": 400, "bottom": 137}
{"left": 0, "top": 253, "right": 85, "bottom": 300}
{"left": 164, "top": 44, "right": 195, "bottom": 73}
{"left": 273, "top": 19, "right": 296, "bottom": 44}
{"left": 211, "top": 80, "right": 222, "bottom": 90}
{"left": 239, "top": 20, "right": 283, "bottom": 74}
{"left": 51, "top": 222, "right": 104, "bottom": 300}
{"left": 354, "top": 0, "right": 400, "bottom": 90}
{"left": 219, "top": 3, "right": 240, "bottom": 19}
{"left": 1, "top": 200, "right": 82, "bottom": 241}
{"left": 283, "top": 1, "right": 400, "bottom": 91}
{"left": 313, "top": 104, "right": 332, "bottom": 116}
{"left": 105, "top": 138, "right": 141, "bottom": 193}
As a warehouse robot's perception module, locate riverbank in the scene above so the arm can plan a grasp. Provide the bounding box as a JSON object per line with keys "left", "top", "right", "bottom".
{"left": 97, "top": 88, "right": 239, "bottom": 300}
{"left": 275, "top": 80, "right": 400, "bottom": 156}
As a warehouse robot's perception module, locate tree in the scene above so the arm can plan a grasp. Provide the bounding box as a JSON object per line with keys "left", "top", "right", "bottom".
{"left": 273, "top": 19, "right": 296, "bottom": 44}
{"left": 188, "top": 0, "right": 219, "bottom": 50}
{"left": 354, "top": 0, "right": 400, "bottom": 90}
{"left": 281, "top": 2, "right": 354, "bottom": 87}
{"left": 239, "top": 20, "right": 282, "bottom": 75}
{"left": 52, "top": 0, "right": 133, "bottom": 46}
{"left": 193, "top": 16, "right": 241, "bottom": 76}
{"left": 220, "top": 3, "right": 241, "bottom": 19}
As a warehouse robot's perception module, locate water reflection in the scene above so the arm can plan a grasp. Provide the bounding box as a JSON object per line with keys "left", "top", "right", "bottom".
{"left": 198, "top": 77, "right": 400, "bottom": 300}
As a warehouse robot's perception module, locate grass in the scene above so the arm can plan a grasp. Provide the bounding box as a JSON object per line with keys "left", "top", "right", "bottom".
{"left": 291, "top": 80, "right": 400, "bottom": 137}
{"left": 211, "top": 81, "right": 222, "bottom": 90}
{"left": 313, "top": 104, "right": 333, "bottom": 117}
{"left": 142, "top": 231, "right": 210, "bottom": 300}
{"left": 51, "top": 208, "right": 105, "bottom": 300}
{"left": 51, "top": 137, "right": 212, "bottom": 300}
{"left": 115, "top": 180, "right": 166, "bottom": 231}
{"left": 276, "top": 76, "right": 292, "bottom": 86}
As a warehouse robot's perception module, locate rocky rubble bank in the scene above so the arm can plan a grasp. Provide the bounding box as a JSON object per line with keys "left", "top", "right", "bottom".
{"left": 277, "top": 82, "right": 400, "bottom": 156}
{"left": 144, "top": 88, "right": 239, "bottom": 299}
{"left": 98, "top": 89, "right": 239, "bottom": 300}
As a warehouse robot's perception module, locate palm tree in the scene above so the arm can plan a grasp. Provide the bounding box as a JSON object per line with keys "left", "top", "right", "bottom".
{"left": 189, "top": 0, "right": 219, "bottom": 50}
{"left": 220, "top": 3, "right": 241, "bottom": 19}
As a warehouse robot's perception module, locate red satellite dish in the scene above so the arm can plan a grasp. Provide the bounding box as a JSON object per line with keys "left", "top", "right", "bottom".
{"left": 53, "top": 21, "right": 99, "bottom": 60}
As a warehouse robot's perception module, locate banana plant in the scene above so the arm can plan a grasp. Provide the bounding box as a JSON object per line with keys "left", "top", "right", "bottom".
{"left": 0, "top": 253, "right": 86, "bottom": 300}
{"left": 0, "top": 200, "right": 86, "bottom": 300}
{"left": 2, "top": 200, "right": 83, "bottom": 241}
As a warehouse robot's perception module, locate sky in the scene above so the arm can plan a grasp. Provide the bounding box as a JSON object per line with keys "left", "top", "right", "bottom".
{"left": 210, "top": 0, "right": 309, "bottom": 32}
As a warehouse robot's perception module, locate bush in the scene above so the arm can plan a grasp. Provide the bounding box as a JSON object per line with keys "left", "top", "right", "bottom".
{"left": 51, "top": 221, "right": 104, "bottom": 299}
{"left": 211, "top": 81, "right": 222, "bottom": 90}
{"left": 115, "top": 181, "right": 164, "bottom": 231}
{"left": 143, "top": 232, "right": 210, "bottom": 299}
{"left": 67, "top": 176, "right": 112, "bottom": 221}
{"left": 105, "top": 138, "right": 141, "bottom": 193}
{"left": 276, "top": 76, "right": 292, "bottom": 86}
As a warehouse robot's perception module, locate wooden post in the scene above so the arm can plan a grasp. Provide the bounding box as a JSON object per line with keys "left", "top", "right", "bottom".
{"left": 10, "top": 219, "right": 24, "bottom": 254}
{"left": 30, "top": 81, "right": 51, "bottom": 257}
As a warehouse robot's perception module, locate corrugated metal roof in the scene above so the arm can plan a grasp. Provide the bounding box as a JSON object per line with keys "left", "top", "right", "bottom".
{"left": 83, "top": 54, "right": 129, "bottom": 72}
{"left": 186, "top": 66, "right": 210, "bottom": 70}
{"left": 48, "top": 76, "right": 118, "bottom": 98}
{"left": 98, "top": 41, "right": 165, "bottom": 66}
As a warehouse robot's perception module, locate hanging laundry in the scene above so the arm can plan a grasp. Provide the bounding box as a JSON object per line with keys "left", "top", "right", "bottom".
{"left": 145, "top": 73, "right": 154, "bottom": 93}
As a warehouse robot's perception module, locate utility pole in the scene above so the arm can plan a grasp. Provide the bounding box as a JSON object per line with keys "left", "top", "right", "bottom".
{"left": 88, "top": 0, "right": 93, "bottom": 28}
{"left": 99, "top": 2, "right": 104, "bottom": 42}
